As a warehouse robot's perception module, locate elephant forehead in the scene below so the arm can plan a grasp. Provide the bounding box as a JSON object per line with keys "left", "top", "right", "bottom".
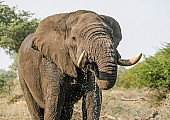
{"left": 78, "top": 13, "right": 102, "bottom": 24}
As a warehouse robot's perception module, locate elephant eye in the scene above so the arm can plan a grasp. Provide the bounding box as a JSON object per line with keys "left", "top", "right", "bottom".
{"left": 72, "top": 37, "right": 76, "bottom": 41}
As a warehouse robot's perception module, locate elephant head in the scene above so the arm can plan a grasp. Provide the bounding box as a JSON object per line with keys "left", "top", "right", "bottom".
{"left": 32, "top": 10, "right": 142, "bottom": 90}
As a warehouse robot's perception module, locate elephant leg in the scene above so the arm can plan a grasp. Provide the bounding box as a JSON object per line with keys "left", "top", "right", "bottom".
{"left": 19, "top": 77, "right": 44, "bottom": 120}
{"left": 60, "top": 101, "right": 74, "bottom": 120}
{"left": 82, "top": 85, "right": 102, "bottom": 120}
{"left": 44, "top": 85, "right": 65, "bottom": 120}
{"left": 42, "top": 60, "right": 65, "bottom": 120}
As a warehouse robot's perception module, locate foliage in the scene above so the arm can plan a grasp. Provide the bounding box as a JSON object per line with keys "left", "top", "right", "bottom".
{"left": 0, "top": 69, "right": 17, "bottom": 90}
{"left": 117, "top": 43, "right": 170, "bottom": 89}
{"left": 0, "top": 1, "right": 39, "bottom": 55}
{"left": 0, "top": 54, "right": 18, "bottom": 92}
{"left": 0, "top": 1, "right": 39, "bottom": 92}
{"left": 118, "top": 66, "right": 126, "bottom": 74}
{"left": 8, "top": 53, "right": 18, "bottom": 71}
{"left": 0, "top": 54, "right": 18, "bottom": 91}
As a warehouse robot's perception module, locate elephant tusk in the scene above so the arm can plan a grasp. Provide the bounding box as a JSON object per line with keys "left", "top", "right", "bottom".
{"left": 118, "top": 53, "right": 142, "bottom": 66}
{"left": 77, "top": 50, "right": 86, "bottom": 68}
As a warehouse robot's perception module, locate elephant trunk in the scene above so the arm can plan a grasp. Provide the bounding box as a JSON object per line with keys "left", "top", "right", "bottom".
{"left": 79, "top": 25, "right": 119, "bottom": 90}
{"left": 95, "top": 46, "right": 118, "bottom": 90}
{"left": 91, "top": 37, "right": 118, "bottom": 90}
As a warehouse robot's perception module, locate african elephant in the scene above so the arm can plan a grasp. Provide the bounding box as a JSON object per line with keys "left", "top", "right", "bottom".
{"left": 18, "top": 10, "right": 142, "bottom": 120}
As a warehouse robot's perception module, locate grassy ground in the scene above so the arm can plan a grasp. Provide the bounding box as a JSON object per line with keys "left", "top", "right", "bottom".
{"left": 0, "top": 79, "right": 170, "bottom": 120}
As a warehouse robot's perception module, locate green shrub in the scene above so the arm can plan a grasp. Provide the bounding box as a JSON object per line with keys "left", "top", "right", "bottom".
{"left": 0, "top": 69, "right": 17, "bottom": 91}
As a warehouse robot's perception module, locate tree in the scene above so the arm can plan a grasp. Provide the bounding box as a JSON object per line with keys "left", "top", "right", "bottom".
{"left": 0, "top": 69, "right": 17, "bottom": 91}
{"left": 8, "top": 53, "right": 18, "bottom": 71}
{"left": 0, "top": 1, "right": 39, "bottom": 91}
{"left": 0, "top": 1, "right": 39, "bottom": 55}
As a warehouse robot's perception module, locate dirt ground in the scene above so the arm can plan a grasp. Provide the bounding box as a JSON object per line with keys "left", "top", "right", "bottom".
{"left": 0, "top": 80, "right": 170, "bottom": 120}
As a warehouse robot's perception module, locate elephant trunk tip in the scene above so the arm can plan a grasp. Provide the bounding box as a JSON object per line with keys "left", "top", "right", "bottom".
{"left": 96, "top": 79, "right": 116, "bottom": 90}
{"left": 96, "top": 71, "right": 117, "bottom": 90}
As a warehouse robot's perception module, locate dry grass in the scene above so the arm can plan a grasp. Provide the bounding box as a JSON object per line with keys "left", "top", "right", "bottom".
{"left": 0, "top": 79, "right": 31, "bottom": 120}
{"left": 0, "top": 99, "right": 31, "bottom": 120}
{"left": 100, "top": 88, "right": 170, "bottom": 120}
{"left": 0, "top": 80, "right": 170, "bottom": 120}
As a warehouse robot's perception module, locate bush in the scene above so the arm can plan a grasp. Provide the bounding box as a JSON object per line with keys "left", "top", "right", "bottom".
{"left": 0, "top": 69, "right": 17, "bottom": 91}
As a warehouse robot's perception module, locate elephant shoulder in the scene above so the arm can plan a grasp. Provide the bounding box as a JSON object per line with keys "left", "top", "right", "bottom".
{"left": 19, "top": 33, "right": 42, "bottom": 60}
{"left": 19, "top": 33, "right": 43, "bottom": 70}
{"left": 19, "top": 33, "right": 34, "bottom": 54}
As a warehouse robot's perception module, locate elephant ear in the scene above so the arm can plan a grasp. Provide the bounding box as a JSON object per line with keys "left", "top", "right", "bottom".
{"left": 100, "top": 15, "right": 122, "bottom": 48}
{"left": 32, "top": 13, "right": 77, "bottom": 77}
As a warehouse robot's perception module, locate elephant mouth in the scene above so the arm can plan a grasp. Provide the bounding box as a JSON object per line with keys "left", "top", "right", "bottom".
{"left": 77, "top": 51, "right": 142, "bottom": 90}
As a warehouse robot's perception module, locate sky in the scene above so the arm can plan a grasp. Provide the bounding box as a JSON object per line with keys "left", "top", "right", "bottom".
{"left": 0, "top": 0, "right": 170, "bottom": 69}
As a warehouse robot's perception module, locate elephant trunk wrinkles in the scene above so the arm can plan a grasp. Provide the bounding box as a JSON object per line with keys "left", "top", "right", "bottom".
{"left": 96, "top": 40, "right": 117, "bottom": 90}
{"left": 85, "top": 29, "right": 118, "bottom": 90}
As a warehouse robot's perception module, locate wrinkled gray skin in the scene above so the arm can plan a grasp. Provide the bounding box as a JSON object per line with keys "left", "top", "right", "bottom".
{"left": 18, "top": 10, "right": 122, "bottom": 120}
